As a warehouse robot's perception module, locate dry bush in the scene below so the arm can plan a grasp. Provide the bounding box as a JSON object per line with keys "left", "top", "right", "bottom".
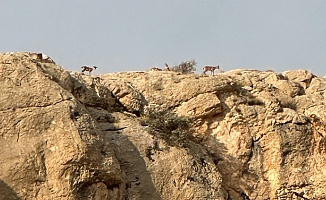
{"left": 171, "top": 59, "right": 197, "bottom": 74}
{"left": 280, "top": 99, "right": 297, "bottom": 110}
{"left": 140, "top": 109, "right": 194, "bottom": 147}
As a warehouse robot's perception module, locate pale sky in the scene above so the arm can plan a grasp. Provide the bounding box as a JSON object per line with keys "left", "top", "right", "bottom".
{"left": 1, "top": 1, "right": 326, "bottom": 76}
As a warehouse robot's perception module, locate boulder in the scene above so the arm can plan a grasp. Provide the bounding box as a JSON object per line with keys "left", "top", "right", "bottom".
{"left": 282, "top": 69, "right": 316, "bottom": 88}
{"left": 176, "top": 92, "right": 222, "bottom": 118}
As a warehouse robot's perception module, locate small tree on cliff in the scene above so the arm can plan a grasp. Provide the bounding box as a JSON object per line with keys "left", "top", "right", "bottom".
{"left": 171, "top": 59, "right": 197, "bottom": 74}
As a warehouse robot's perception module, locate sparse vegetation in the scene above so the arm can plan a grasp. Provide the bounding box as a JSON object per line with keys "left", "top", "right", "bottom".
{"left": 171, "top": 59, "right": 197, "bottom": 74}
{"left": 247, "top": 96, "right": 265, "bottom": 106}
{"left": 140, "top": 109, "right": 194, "bottom": 147}
{"left": 280, "top": 99, "right": 297, "bottom": 110}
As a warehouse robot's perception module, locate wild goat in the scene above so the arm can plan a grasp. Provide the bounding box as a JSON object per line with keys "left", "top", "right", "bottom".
{"left": 30, "top": 53, "right": 56, "bottom": 64}
{"left": 203, "top": 65, "right": 219, "bottom": 76}
{"left": 164, "top": 63, "right": 170, "bottom": 71}
{"left": 81, "top": 66, "right": 97, "bottom": 75}
{"left": 150, "top": 67, "right": 162, "bottom": 71}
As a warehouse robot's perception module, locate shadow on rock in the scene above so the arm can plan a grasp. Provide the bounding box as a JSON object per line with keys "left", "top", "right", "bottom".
{"left": 106, "top": 131, "right": 162, "bottom": 200}
{"left": 0, "top": 180, "right": 21, "bottom": 200}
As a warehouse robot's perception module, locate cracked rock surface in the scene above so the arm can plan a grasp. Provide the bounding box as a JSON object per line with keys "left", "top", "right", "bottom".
{"left": 1, "top": 52, "right": 326, "bottom": 199}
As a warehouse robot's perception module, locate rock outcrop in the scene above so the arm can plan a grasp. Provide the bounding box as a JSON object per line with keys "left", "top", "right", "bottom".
{"left": 0, "top": 52, "right": 122, "bottom": 199}
{"left": 1, "top": 52, "right": 326, "bottom": 199}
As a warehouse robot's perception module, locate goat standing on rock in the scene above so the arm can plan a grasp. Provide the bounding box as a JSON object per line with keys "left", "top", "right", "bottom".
{"left": 81, "top": 66, "right": 97, "bottom": 75}
{"left": 203, "top": 65, "right": 219, "bottom": 76}
{"left": 150, "top": 67, "right": 162, "bottom": 71}
{"left": 164, "top": 63, "right": 170, "bottom": 71}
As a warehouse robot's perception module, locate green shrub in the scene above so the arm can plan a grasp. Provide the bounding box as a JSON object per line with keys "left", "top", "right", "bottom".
{"left": 140, "top": 109, "right": 194, "bottom": 147}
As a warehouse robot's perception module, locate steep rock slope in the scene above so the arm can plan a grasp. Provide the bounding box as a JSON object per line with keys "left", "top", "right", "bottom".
{"left": 1, "top": 52, "right": 326, "bottom": 199}
{"left": 0, "top": 52, "right": 123, "bottom": 199}
{"left": 101, "top": 69, "right": 326, "bottom": 199}
{"left": 0, "top": 53, "right": 227, "bottom": 200}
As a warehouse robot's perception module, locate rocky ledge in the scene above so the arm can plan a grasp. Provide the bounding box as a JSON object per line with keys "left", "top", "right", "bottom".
{"left": 0, "top": 52, "right": 325, "bottom": 199}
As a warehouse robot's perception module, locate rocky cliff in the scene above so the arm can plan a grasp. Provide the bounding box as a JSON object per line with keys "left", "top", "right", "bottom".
{"left": 0, "top": 52, "right": 325, "bottom": 199}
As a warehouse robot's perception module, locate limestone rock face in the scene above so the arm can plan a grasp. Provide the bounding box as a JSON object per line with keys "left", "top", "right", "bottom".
{"left": 0, "top": 52, "right": 122, "bottom": 200}
{"left": 176, "top": 92, "right": 222, "bottom": 118}
{"left": 282, "top": 69, "right": 316, "bottom": 88}
{"left": 101, "top": 71, "right": 234, "bottom": 115}
{"left": 1, "top": 53, "right": 326, "bottom": 199}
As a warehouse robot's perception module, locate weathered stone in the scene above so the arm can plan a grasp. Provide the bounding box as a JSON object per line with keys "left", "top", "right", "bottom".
{"left": 273, "top": 80, "right": 305, "bottom": 97}
{"left": 1, "top": 52, "right": 326, "bottom": 199}
{"left": 306, "top": 77, "right": 326, "bottom": 94}
{"left": 176, "top": 92, "right": 222, "bottom": 118}
{"left": 101, "top": 71, "right": 235, "bottom": 114}
{"left": 0, "top": 52, "right": 122, "bottom": 199}
{"left": 283, "top": 69, "right": 316, "bottom": 88}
